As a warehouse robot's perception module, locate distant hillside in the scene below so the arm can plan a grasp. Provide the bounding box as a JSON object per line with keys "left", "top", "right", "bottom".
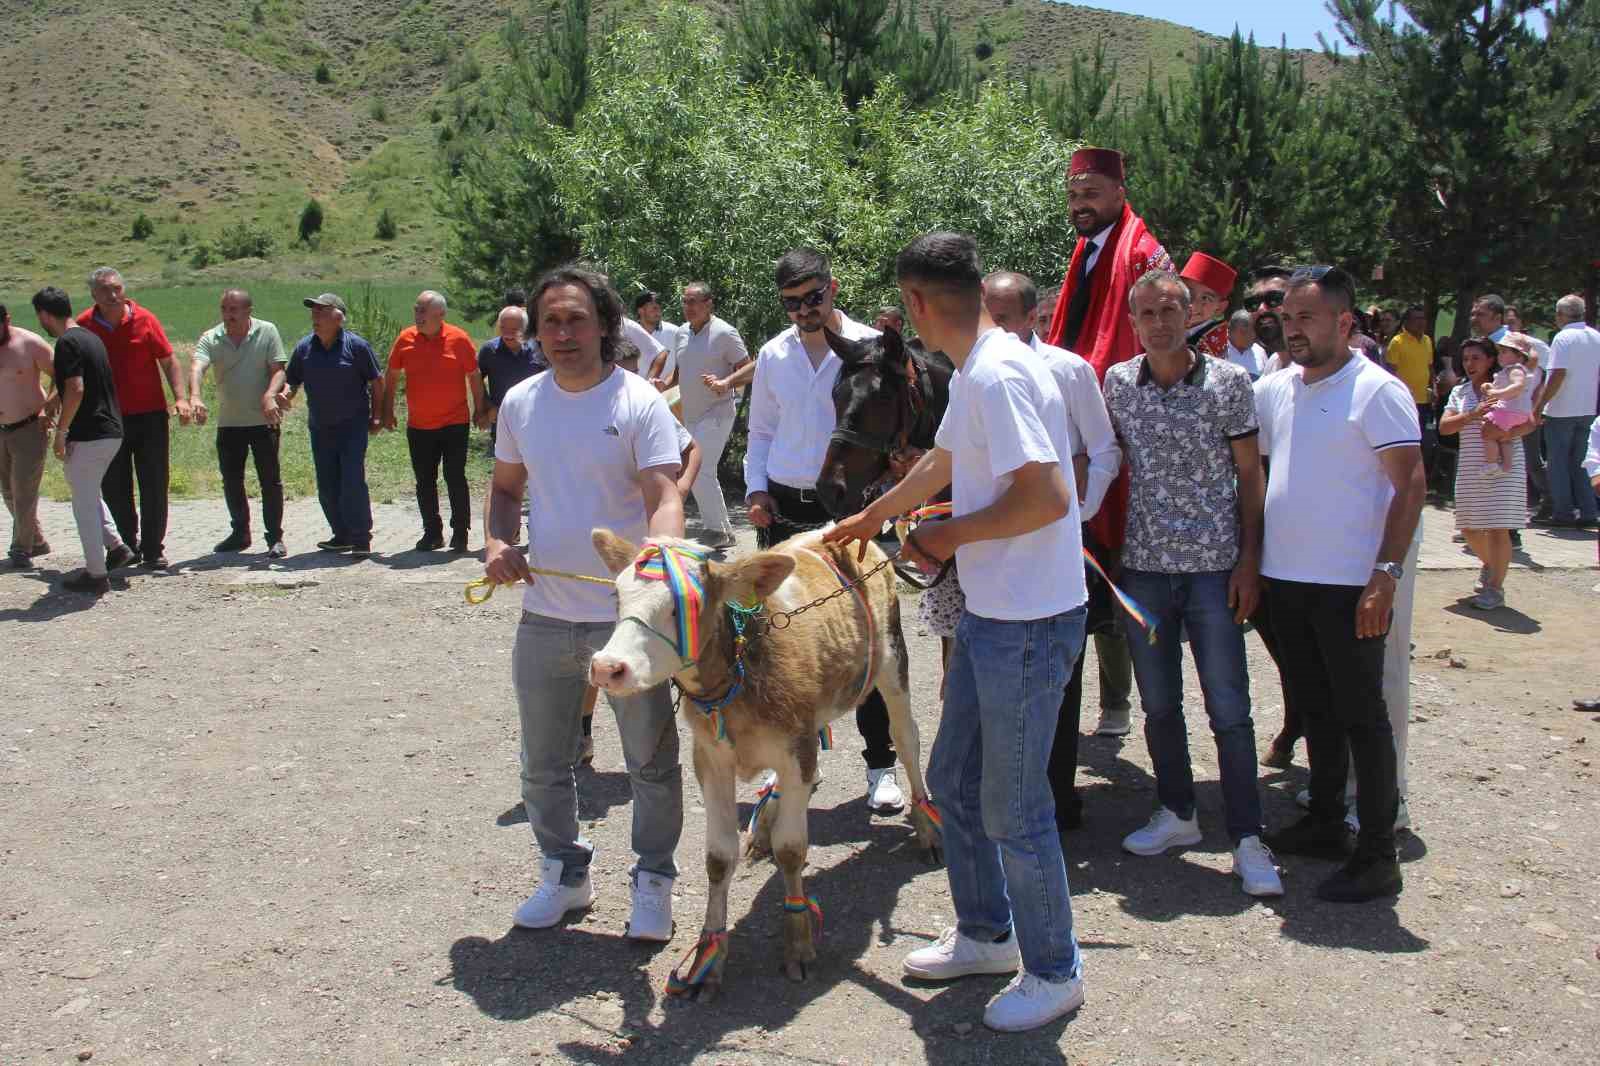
{"left": 0, "top": 0, "right": 1334, "bottom": 295}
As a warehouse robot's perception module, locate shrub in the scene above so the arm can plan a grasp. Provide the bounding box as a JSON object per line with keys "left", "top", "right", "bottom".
{"left": 314, "top": 61, "right": 332, "bottom": 84}
{"left": 374, "top": 208, "right": 398, "bottom": 240}
{"left": 251, "top": 3, "right": 265, "bottom": 25}
{"left": 369, "top": 97, "right": 388, "bottom": 122}
{"left": 346, "top": 284, "right": 402, "bottom": 356}
{"left": 130, "top": 212, "right": 155, "bottom": 241}
{"left": 298, "top": 198, "right": 324, "bottom": 244}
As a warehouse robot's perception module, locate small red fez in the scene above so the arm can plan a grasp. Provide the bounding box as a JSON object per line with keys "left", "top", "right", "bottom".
{"left": 1068, "top": 147, "right": 1124, "bottom": 182}
{"left": 1180, "top": 252, "right": 1237, "bottom": 298}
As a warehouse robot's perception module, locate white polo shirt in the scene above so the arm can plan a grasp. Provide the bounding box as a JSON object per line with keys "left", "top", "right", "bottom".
{"left": 935, "top": 328, "right": 1086, "bottom": 621}
{"left": 1254, "top": 354, "right": 1421, "bottom": 587}
{"left": 673, "top": 315, "right": 749, "bottom": 422}
{"left": 743, "top": 311, "right": 877, "bottom": 494}
{"left": 1544, "top": 321, "right": 1600, "bottom": 418}
{"left": 496, "top": 366, "right": 681, "bottom": 622}
{"left": 1027, "top": 333, "right": 1121, "bottom": 522}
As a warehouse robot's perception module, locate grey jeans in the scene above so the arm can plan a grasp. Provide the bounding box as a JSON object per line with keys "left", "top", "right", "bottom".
{"left": 64, "top": 437, "right": 125, "bottom": 576}
{"left": 513, "top": 611, "right": 682, "bottom": 884}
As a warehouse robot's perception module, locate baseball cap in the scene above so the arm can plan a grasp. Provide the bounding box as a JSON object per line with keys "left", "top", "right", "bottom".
{"left": 303, "top": 292, "right": 348, "bottom": 313}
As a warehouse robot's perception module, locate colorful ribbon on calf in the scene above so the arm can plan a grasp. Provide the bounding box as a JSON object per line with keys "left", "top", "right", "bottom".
{"left": 745, "top": 780, "right": 780, "bottom": 834}
{"left": 783, "top": 895, "right": 825, "bottom": 942}
{"left": 632, "top": 542, "right": 711, "bottom": 661}
{"left": 665, "top": 929, "right": 728, "bottom": 996}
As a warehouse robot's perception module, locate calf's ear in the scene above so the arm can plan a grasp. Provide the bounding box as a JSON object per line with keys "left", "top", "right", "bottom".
{"left": 710, "top": 551, "right": 796, "bottom": 603}
{"left": 592, "top": 529, "right": 641, "bottom": 575}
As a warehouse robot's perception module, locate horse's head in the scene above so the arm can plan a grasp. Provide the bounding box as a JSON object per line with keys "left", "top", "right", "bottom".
{"left": 817, "top": 326, "right": 949, "bottom": 518}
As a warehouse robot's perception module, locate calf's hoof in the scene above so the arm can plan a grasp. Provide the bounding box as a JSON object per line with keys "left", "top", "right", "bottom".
{"left": 909, "top": 799, "right": 945, "bottom": 867}
{"left": 781, "top": 907, "right": 818, "bottom": 982}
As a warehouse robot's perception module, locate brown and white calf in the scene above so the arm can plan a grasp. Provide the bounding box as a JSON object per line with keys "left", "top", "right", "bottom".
{"left": 588, "top": 528, "right": 940, "bottom": 992}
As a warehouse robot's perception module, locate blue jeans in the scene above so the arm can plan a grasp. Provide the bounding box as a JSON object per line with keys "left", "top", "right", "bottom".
{"left": 1120, "top": 569, "right": 1262, "bottom": 844}
{"left": 929, "top": 606, "right": 1085, "bottom": 982}
{"left": 309, "top": 418, "right": 373, "bottom": 543}
{"left": 1544, "top": 414, "right": 1598, "bottom": 522}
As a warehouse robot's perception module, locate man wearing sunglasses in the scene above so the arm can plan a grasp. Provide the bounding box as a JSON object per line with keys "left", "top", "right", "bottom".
{"left": 671, "top": 282, "right": 749, "bottom": 550}
{"left": 744, "top": 247, "right": 904, "bottom": 812}
{"left": 1243, "top": 267, "right": 1293, "bottom": 378}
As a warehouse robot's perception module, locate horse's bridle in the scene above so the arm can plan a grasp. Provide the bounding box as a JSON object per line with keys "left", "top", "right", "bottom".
{"left": 829, "top": 353, "right": 935, "bottom": 457}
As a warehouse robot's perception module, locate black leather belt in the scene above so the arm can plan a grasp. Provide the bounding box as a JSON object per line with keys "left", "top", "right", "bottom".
{"left": 0, "top": 412, "right": 40, "bottom": 433}
{"left": 768, "top": 481, "right": 819, "bottom": 504}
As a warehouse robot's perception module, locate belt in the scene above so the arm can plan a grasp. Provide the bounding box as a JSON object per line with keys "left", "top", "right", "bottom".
{"left": 0, "top": 412, "right": 41, "bottom": 433}
{"left": 768, "top": 481, "right": 820, "bottom": 504}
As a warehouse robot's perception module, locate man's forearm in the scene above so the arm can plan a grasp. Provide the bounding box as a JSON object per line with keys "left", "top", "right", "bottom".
{"left": 265, "top": 367, "right": 286, "bottom": 400}
{"left": 722, "top": 359, "right": 756, "bottom": 391}
{"left": 370, "top": 378, "right": 387, "bottom": 422}
{"left": 1375, "top": 462, "right": 1425, "bottom": 567}
{"left": 57, "top": 386, "right": 84, "bottom": 433}
{"left": 161, "top": 356, "right": 187, "bottom": 402}
{"left": 189, "top": 363, "right": 206, "bottom": 401}
{"left": 1236, "top": 465, "right": 1265, "bottom": 562}
{"left": 1538, "top": 368, "right": 1566, "bottom": 413}
{"left": 647, "top": 491, "right": 686, "bottom": 539}
{"left": 486, "top": 485, "right": 522, "bottom": 546}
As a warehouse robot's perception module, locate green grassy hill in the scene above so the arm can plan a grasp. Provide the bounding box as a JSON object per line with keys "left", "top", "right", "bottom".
{"left": 0, "top": 0, "right": 1333, "bottom": 305}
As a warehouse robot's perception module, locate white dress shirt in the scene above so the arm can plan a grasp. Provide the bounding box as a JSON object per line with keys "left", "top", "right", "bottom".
{"left": 1223, "top": 341, "right": 1266, "bottom": 379}
{"left": 744, "top": 311, "right": 878, "bottom": 495}
{"left": 1028, "top": 333, "right": 1121, "bottom": 522}
{"left": 1080, "top": 224, "right": 1114, "bottom": 276}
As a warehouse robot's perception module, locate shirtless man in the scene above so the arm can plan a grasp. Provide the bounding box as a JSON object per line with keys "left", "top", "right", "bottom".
{"left": 0, "top": 305, "right": 58, "bottom": 567}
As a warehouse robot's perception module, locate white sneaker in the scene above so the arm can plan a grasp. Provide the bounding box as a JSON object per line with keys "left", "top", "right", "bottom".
{"left": 983, "top": 972, "right": 1085, "bottom": 1032}
{"left": 1345, "top": 797, "right": 1412, "bottom": 834}
{"left": 1232, "top": 835, "right": 1284, "bottom": 897}
{"left": 867, "top": 766, "right": 904, "bottom": 811}
{"left": 902, "top": 926, "right": 1020, "bottom": 981}
{"left": 625, "top": 872, "right": 674, "bottom": 942}
{"left": 578, "top": 731, "right": 595, "bottom": 767}
{"left": 1295, "top": 788, "right": 1312, "bottom": 810}
{"left": 1121, "top": 808, "right": 1202, "bottom": 855}
{"left": 1093, "top": 707, "right": 1132, "bottom": 736}
{"left": 512, "top": 857, "right": 594, "bottom": 929}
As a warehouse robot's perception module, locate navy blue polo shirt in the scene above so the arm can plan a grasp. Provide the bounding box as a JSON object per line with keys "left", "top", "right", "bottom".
{"left": 477, "top": 337, "right": 548, "bottom": 408}
{"left": 286, "top": 329, "right": 382, "bottom": 426}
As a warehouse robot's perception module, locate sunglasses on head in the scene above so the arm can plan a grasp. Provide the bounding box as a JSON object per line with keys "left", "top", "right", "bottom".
{"left": 780, "top": 285, "right": 829, "bottom": 313}
{"left": 1242, "top": 291, "right": 1285, "bottom": 312}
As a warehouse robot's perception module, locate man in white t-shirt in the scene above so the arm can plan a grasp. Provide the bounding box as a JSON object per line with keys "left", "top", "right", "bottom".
{"left": 828, "top": 233, "right": 1088, "bottom": 1033}
{"left": 1254, "top": 265, "right": 1424, "bottom": 904}
{"left": 739, "top": 247, "right": 903, "bottom": 810}
{"left": 483, "top": 266, "right": 686, "bottom": 941}
{"left": 1534, "top": 294, "right": 1600, "bottom": 528}
{"left": 669, "top": 282, "right": 749, "bottom": 549}
{"left": 982, "top": 269, "right": 1120, "bottom": 832}
{"left": 635, "top": 291, "right": 680, "bottom": 388}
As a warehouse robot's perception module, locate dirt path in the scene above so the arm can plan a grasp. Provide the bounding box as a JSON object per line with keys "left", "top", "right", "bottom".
{"left": 2, "top": 555, "right": 1598, "bottom": 1065}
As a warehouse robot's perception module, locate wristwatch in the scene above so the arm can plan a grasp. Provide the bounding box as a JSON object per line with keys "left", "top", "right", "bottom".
{"left": 1373, "top": 562, "right": 1403, "bottom": 580}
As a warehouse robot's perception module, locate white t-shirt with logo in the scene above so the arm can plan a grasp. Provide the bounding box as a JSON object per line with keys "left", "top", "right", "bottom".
{"left": 496, "top": 366, "right": 683, "bottom": 621}
{"left": 1254, "top": 354, "right": 1421, "bottom": 587}
{"left": 934, "top": 328, "right": 1087, "bottom": 621}
{"left": 1544, "top": 322, "right": 1600, "bottom": 418}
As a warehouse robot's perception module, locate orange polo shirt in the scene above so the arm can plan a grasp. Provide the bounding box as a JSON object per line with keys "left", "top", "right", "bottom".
{"left": 388, "top": 323, "right": 479, "bottom": 430}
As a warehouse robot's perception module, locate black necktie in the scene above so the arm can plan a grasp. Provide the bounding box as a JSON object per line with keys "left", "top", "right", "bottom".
{"left": 1062, "top": 241, "right": 1095, "bottom": 351}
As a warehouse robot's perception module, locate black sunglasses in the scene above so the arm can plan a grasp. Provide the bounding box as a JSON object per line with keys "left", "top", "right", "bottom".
{"left": 1242, "top": 290, "right": 1285, "bottom": 312}
{"left": 780, "top": 285, "right": 829, "bottom": 313}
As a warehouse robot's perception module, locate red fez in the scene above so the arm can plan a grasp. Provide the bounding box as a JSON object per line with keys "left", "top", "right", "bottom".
{"left": 1068, "top": 147, "right": 1124, "bottom": 182}
{"left": 1179, "top": 252, "right": 1237, "bottom": 298}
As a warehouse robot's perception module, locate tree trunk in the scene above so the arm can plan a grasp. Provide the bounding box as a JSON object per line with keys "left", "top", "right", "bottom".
{"left": 1450, "top": 282, "right": 1476, "bottom": 343}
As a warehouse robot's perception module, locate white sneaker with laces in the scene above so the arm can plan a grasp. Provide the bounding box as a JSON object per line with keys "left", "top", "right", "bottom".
{"left": 902, "top": 927, "right": 1021, "bottom": 981}
{"left": 625, "top": 872, "right": 674, "bottom": 941}
{"left": 1232, "top": 835, "right": 1284, "bottom": 897}
{"left": 867, "top": 766, "right": 904, "bottom": 811}
{"left": 1093, "top": 707, "right": 1132, "bottom": 736}
{"left": 983, "top": 972, "right": 1085, "bottom": 1032}
{"left": 1121, "top": 807, "right": 1202, "bottom": 856}
{"left": 512, "top": 857, "right": 595, "bottom": 929}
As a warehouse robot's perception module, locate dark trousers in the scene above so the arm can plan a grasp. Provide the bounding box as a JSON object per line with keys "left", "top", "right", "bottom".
{"left": 1264, "top": 578, "right": 1398, "bottom": 855}
{"left": 309, "top": 418, "right": 373, "bottom": 545}
{"left": 217, "top": 425, "right": 284, "bottom": 543}
{"left": 408, "top": 423, "right": 471, "bottom": 535}
{"left": 102, "top": 410, "right": 170, "bottom": 560}
{"left": 1251, "top": 593, "right": 1301, "bottom": 746}
{"left": 758, "top": 481, "right": 895, "bottom": 769}
{"left": 1047, "top": 630, "right": 1089, "bottom": 828}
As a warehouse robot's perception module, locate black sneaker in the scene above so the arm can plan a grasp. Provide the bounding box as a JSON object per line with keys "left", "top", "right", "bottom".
{"left": 7, "top": 551, "right": 31, "bottom": 569}
{"left": 348, "top": 542, "right": 373, "bottom": 558}
{"left": 62, "top": 571, "right": 111, "bottom": 595}
{"left": 449, "top": 529, "right": 469, "bottom": 552}
{"left": 104, "top": 545, "right": 137, "bottom": 569}
{"left": 214, "top": 530, "right": 252, "bottom": 553}
{"left": 1262, "top": 814, "right": 1356, "bottom": 860}
{"left": 317, "top": 538, "right": 354, "bottom": 553}
{"left": 415, "top": 532, "right": 445, "bottom": 551}
{"left": 1316, "top": 847, "right": 1403, "bottom": 902}
{"left": 142, "top": 554, "right": 171, "bottom": 570}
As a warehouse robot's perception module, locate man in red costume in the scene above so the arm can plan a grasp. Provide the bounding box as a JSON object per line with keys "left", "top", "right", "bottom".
{"left": 1180, "top": 252, "right": 1237, "bottom": 358}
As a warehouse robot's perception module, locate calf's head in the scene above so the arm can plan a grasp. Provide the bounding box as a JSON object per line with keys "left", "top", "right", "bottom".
{"left": 587, "top": 529, "right": 795, "bottom": 696}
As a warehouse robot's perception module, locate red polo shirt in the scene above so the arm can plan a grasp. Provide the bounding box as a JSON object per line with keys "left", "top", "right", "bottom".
{"left": 75, "top": 300, "right": 174, "bottom": 416}
{"left": 388, "top": 323, "right": 479, "bottom": 430}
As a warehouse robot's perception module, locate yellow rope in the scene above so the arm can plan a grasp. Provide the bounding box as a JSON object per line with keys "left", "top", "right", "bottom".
{"left": 464, "top": 568, "right": 616, "bottom": 605}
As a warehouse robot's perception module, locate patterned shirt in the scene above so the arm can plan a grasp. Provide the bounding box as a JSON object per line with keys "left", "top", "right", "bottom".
{"left": 1103, "top": 351, "right": 1259, "bottom": 573}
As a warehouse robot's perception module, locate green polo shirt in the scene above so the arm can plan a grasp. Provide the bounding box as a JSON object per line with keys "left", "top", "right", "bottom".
{"left": 192, "top": 319, "right": 289, "bottom": 427}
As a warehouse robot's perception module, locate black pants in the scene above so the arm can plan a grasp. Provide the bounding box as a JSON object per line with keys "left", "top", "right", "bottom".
{"left": 407, "top": 423, "right": 471, "bottom": 535}
{"left": 217, "top": 425, "right": 284, "bottom": 543}
{"left": 758, "top": 481, "right": 895, "bottom": 769}
{"left": 1264, "top": 578, "right": 1398, "bottom": 854}
{"left": 1251, "top": 593, "right": 1301, "bottom": 746}
{"left": 1047, "top": 630, "right": 1089, "bottom": 828}
{"left": 102, "top": 410, "right": 169, "bottom": 560}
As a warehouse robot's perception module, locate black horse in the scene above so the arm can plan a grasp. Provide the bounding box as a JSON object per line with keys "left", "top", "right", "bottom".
{"left": 815, "top": 326, "right": 954, "bottom": 519}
